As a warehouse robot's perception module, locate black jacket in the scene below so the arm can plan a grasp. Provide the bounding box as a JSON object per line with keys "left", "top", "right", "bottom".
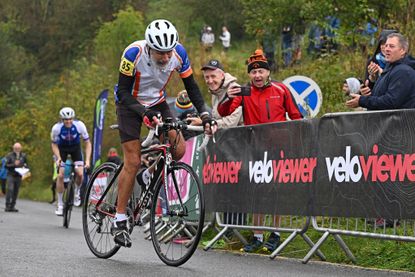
{"left": 5, "top": 152, "right": 28, "bottom": 177}
{"left": 359, "top": 55, "right": 415, "bottom": 110}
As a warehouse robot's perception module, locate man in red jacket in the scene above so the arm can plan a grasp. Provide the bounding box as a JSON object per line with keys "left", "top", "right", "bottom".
{"left": 217, "top": 49, "right": 303, "bottom": 253}
{"left": 218, "top": 49, "right": 302, "bottom": 124}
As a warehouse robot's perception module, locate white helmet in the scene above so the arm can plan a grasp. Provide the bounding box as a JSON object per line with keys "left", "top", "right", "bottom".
{"left": 145, "top": 19, "right": 179, "bottom": 51}
{"left": 59, "top": 107, "right": 75, "bottom": 119}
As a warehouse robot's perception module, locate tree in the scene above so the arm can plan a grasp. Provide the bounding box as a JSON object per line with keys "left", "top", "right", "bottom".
{"left": 93, "top": 6, "right": 146, "bottom": 70}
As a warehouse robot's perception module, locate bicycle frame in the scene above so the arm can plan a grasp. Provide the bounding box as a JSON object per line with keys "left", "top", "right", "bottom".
{"left": 94, "top": 125, "right": 189, "bottom": 225}
{"left": 84, "top": 118, "right": 209, "bottom": 265}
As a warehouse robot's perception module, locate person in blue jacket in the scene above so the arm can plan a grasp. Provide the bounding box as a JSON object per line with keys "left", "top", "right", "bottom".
{"left": 0, "top": 156, "right": 7, "bottom": 195}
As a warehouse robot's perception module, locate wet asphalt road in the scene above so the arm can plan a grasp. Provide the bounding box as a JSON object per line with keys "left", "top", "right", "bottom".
{"left": 0, "top": 198, "right": 414, "bottom": 277}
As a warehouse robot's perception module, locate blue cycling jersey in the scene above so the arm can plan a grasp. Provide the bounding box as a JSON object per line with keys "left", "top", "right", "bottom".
{"left": 51, "top": 120, "right": 89, "bottom": 147}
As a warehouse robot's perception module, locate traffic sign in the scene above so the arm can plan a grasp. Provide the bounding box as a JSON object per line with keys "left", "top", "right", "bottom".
{"left": 283, "top": 75, "right": 322, "bottom": 118}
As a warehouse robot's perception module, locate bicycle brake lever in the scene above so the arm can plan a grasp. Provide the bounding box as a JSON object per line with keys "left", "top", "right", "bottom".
{"left": 155, "top": 123, "right": 160, "bottom": 136}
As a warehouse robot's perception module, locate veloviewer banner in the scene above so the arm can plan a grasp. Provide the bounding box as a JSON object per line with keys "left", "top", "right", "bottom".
{"left": 202, "top": 110, "right": 415, "bottom": 219}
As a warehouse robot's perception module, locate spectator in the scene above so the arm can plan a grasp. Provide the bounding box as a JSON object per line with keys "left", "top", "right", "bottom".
{"left": 261, "top": 28, "right": 277, "bottom": 72}
{"left": 346, "top": 33, "right": 415, "bottom": 110}
{"left": 4, "top": 142, "right": 28, "bottom": 212}
{"left": 106, "top": 147, "right": 122, "bottom": 165}
{"left": 343, "top": 30, "right": 397, "bottom": 99}
{"left": 292, "top": 33, "right": 303, "bottom": 65}
{"left": 174, "top": 90, "right": 197, "bottom": 120}
{"left": 200, "top": 24, "right": 208, "bottom": 43}
{"left": 199, "top": 58, "right": 245, "bottom": 232}
{"left": 174, "top": 90, "right": 201, "bottom": 140}
{"left": 219, "top": 26, "right": 231, "bottom": 52}
{"left": 321, "top": 14, "right": 340, "bottom": 55}
{"left": 218, "top": 49, "right": 302, "bottom": 253}
{"left": 365, "top": 29, "right": 398, "bottom": 85}
{"left": 282, "top": 25, "right": 293, "bottom": 67}
{"left": 362, "top": 18, "right": 378, "bottom": 48}
{"left": 307, "top": 22, "right": 322, "bottom": 57}
{"left": 199, "top": 59, "right": 243, "bottom": 128}
{"left": 0, "top": 156, "right": 7, "bottom": 196}
{"left": 201, "top": 26, "right": 215, "bottom": 52}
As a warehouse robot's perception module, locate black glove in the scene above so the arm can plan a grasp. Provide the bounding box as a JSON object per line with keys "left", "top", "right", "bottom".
{"left": 143, "top": 109, "right": 160, "bottom": 120}
{"left": 143, "top": 109, "right": 161, "bottom": 127}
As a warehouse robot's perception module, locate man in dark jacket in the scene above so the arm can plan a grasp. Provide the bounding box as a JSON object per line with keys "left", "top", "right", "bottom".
{"left": 346, "top": 33, "right": 415, "bottom": 110}
{"left": 5, "top": 142, "right": 28, "bottom": 212}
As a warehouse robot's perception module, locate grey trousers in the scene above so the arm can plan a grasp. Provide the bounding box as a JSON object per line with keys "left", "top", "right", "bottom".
{"left": 5, "top": 175, "right": 22, "bottom": 208}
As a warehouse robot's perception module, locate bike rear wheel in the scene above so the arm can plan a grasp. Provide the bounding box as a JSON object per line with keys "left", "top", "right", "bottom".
{"left": 82, "top": 162, "right": 121, "bottom": 258}
{"left": 63, "top": 180, "right": 74, "bottom": 228}
{"left": 150, "top": 162, "right": 205, "bottom": 266}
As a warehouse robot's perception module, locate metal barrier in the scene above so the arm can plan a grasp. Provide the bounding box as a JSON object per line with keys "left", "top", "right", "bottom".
{"left": 303, "top": 217, "right": 415, "bottom": 264}
{"left": 203, "top": 212, "right": 326, "bottom": 261}
{"left": 142, "top": 211, "right": 217, "bottom": 244}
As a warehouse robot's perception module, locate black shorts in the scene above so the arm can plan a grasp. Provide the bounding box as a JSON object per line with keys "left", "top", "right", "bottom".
{"left": 116, "top": 101, "right": 174, "bottom": 143}
{"left": 58, "top": 144, "right": 83, "bottom": 163}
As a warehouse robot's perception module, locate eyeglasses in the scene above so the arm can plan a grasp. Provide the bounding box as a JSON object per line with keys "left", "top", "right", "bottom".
{"left": 63, "top": 118, "right": 73, "bottom": 121}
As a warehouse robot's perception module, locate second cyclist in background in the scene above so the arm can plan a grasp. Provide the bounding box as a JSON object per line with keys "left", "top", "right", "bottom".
{"left": 51, "top": 107, "right": 92, "bottom": 215}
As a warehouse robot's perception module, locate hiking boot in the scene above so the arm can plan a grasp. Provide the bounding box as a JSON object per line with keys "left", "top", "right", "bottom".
{"left": 263, "top": 233, "right": 280, "bottom": 252}
{"left": 224, "top": 229, "right": 234, "bottom": 239}
{"left": 241, "top": 237, "right": 263, "bottom": 253}
{"left": 375, "top": 218, "right": 398, "bottom": 228}
{"left": 111, "top": 220, "right": 132, "bottom": 248}
{"left": 10, "top": 207, "right": 18, "bottom": 212}
{"left": 55, "top": 205, "right": 63, "bottom": 216}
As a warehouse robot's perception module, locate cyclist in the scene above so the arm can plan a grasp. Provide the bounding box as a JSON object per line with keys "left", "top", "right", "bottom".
{"left": 51, "top": 107, "right": 92, "bottom": 215}
{"left": 112, "top": 19, "right": 216, "bottom": 247}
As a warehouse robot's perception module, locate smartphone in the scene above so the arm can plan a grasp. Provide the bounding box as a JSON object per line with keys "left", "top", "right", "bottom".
{"left": 235, "top": 86, "right": 251, "bottom": 96}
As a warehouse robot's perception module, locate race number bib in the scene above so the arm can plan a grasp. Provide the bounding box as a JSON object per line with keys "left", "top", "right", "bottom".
{"left": 119, "top": 57, "right": 134, "bottom": 76}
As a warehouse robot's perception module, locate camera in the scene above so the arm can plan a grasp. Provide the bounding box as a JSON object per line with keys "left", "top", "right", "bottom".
{"left": 234, "top": 86, "right": 251, "bottom": 96}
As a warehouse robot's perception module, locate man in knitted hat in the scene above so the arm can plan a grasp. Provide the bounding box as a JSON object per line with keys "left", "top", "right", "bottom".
{"left": 218, "top": 49, "right": 302, "bottom": 124}
{"left": 174, "top": 90, "right": 197, "bottom": 120}
{"left": 217, "top": 49, "right": 303, "bottom": 253}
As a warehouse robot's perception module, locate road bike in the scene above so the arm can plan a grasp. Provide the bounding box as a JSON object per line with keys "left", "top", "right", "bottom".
{"left": 82, "top": 118, "right": 210, "bottom": 266}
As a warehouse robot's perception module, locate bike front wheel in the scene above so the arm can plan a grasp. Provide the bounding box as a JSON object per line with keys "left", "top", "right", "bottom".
{"left": 150, "top": 161, "right": 205, "bottom": 266}
{"left": 63, "top": 180, "right": 74, "bottom": 228}
{"left": 82, "top": 162, "right": 121, "bottom": 258}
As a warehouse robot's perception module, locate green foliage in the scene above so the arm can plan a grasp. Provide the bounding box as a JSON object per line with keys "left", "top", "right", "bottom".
{"left": 0, "top": 21, "right": 36, "bottom": 94}
{"left": 94, "top": 7, "right": 146, "bottom": 70}
{"left": 146, "top": 0, "right": 246, "bottom": 41}
{"left": 278, "top": 51, "right": 368, "bottom": 116}
{"left": 1, "top": 2, "right": 415, "bottom": 271}
{"left": 0, "top": 5, "right": 144, "bottom": 193}
{"left": 241, "top": 0, "right": 306, "bottom": 37}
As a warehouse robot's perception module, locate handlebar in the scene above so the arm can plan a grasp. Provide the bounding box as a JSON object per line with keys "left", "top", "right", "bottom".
{"left": 110, "top": 121, "right": 214, "bottom": 151}
{"left": 142, "top": 121, "right": 212, "bottom": 151}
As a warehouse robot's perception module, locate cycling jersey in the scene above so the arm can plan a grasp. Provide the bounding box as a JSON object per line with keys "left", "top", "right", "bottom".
{"left": 117, "top": 40, "right": 193, "bottom": 107}
{"left": 51, "top": 120, "right": 90, "bottom": 147}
